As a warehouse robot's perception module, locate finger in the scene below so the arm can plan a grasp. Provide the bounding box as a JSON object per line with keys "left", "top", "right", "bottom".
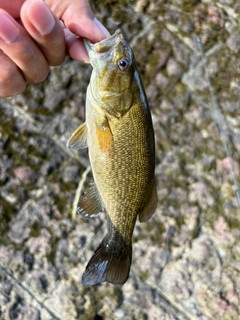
{"left": 0, "top": 50, "right": 26, "bottom": 98}
{"left": 0, "top": 9, "right": 49, "bottom": 84}
{"left": 64, "top": 18, "right": 110, "bottom": 62}
{"left": 46, "top": 0, "right": 110, "bottom": 43}
{"left": 0, "top": 0, "right": 25, "bottom": 18}
{"left": 63, "top": 12, "right": 110, "bottom": 44}
{"left": 63, "top": 27, "right": 89, "bottom": 62}
{"left": 20, "top": 0, "right": 66, "bottom": 66}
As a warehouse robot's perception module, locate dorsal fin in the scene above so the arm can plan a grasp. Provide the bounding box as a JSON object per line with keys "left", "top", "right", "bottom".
{"left": 77, "top": 182, "right": 104, "bottom": 218}
{"left": 67, "top": 122, "right": 88, "bottom": 150}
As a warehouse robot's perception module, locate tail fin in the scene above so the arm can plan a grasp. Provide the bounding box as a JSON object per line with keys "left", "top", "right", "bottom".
{"left": 81, "top": 240, "right": 132, "bottom": 286}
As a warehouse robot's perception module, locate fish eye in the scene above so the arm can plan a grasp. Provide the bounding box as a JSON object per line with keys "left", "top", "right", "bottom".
{"left": 117, "top": 57, "right": 130, "bottom": 71}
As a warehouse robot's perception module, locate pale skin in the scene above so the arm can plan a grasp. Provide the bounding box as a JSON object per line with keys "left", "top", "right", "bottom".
{"left": 0, "top": 0, "right": 110, "bottom": 98}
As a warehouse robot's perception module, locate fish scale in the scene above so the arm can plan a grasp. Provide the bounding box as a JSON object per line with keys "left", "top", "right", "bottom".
{"left": 67, "top": 29, "right": 157, "bottom": 286}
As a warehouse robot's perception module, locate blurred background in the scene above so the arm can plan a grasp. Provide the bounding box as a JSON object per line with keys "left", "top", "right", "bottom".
{"left": 0, "top": 0, "right": 240, "bottom": 319}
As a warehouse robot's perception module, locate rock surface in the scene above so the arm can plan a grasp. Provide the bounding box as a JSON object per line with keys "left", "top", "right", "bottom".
{"left": 0, "top": 1, "right": 240, "bottom": 319}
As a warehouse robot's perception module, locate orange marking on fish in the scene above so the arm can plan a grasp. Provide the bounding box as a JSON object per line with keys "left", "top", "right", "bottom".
{"left": 96, "top": 126, "right": 113, "bottom": 154}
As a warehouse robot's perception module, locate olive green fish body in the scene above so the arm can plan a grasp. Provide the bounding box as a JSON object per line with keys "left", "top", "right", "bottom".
{"left": 67, "top": 30, "right": 157, "bottom": 286}
{"left": 88, "top": 84, "right": 155, "bottom": 234}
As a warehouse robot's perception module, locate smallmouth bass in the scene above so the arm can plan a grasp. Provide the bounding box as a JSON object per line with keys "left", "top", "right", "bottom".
{"left": 67, "top": 29, "right": 157, "bottom": 286}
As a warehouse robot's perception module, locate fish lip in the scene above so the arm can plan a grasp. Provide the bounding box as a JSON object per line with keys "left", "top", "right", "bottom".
{"left": 83, "top": 38, "right": 94, "bottom": 54}
{"left": 84, "top": 29, "right": 122, "bottom": 47}
{"left": 83, "top": 29, "right": 123, "bottom": 55}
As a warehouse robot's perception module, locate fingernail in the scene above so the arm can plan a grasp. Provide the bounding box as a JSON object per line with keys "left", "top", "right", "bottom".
{"left": 93, "top": 18, "right": 110, "bottom": 38}
{"left": 0, "top": 11, "right": 19, "bottom": 44}
{"left": 27, "top": 0, "right": 55, "bottom": 36}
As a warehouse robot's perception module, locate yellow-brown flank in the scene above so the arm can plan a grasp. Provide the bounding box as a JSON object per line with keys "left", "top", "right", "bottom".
{"left": 67, "top": 29, "right": 157, "bottom": 286}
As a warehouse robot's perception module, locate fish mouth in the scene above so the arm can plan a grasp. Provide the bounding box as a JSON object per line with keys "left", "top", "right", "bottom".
{"left": 83, "top": 29, "right": 126, "bottom": 69}
{"left": 84, "top": 29, "right": 123, "bottom": 54}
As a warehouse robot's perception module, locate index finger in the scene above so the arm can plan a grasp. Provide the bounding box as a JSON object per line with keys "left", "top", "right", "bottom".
{"left": 45, "top": 0, "right": 110, "bottom": 43}
{"left": 0, "top": 0, "right": 25, "bottom": 18}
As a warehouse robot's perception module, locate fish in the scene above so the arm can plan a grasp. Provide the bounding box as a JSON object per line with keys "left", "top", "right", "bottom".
{"left": 67, "top": 29, "right": 157, "bottom": 286}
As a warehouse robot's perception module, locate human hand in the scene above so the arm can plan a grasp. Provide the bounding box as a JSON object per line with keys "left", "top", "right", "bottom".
{"left": 0, "top": 0, "right": 110, "bottom": 97}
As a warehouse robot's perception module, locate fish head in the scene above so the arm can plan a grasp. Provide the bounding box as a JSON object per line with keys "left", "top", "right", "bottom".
{"left": 84, "top": 29, "right": 135, "bottom": 117}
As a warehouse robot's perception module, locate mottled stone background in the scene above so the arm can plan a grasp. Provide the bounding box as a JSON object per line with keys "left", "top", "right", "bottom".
{"left": 1, "top": 0, "right": 240, "bottom": 319}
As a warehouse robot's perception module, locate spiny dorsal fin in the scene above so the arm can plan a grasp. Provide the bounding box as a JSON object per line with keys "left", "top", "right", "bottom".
{"left": 81, "top": 239, "right": 132, "bottom": 286}
{"left": 139, "top": 180, "right": 157, "bottom": 223}
{"left": 77, "top": 182, "right": 104, "bottom": 218}
{"left": 67, "top": 122, "right": 88, "bottom": 150}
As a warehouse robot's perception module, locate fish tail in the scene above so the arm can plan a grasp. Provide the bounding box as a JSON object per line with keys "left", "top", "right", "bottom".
{"left": 81, "top": 238, "right": 132, "bottom": 286}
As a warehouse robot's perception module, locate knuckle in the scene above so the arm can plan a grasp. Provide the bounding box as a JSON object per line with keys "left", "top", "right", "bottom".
{"left": 44, "top": 40, "right": 66, "bottom": 66}
{"left": 29, "top": 66, "right": 49, "bottom": 84}
{"left": 0, "top": 80, "right": 26, "bottom": 98}
{"left": 1, "top": 59, "right": 17, "bottom": 82}
{"left": 16, "top": 44, "right": 49, "bottom": 84}
{"left": 42, "top": 29, "right": 66, "bottom": 66}
{"left": 0, "top": 59, "right": 26, "bottom": 97}
{"left": 49, "top": 55, "right": 65, "bottom": 66}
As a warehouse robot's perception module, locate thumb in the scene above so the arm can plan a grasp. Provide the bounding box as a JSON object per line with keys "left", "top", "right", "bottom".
{"left": 46, "top": 0, "right": 110, "bottom": 43}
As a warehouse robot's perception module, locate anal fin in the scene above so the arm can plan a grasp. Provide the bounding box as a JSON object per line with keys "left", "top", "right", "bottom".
{"left": 67, "top": 122, "right": 88, "bottom": 150}
{"left": 139, "top": 180, "right": 158, "bottom": 223}
{"left": 77, "top": 182, "right": 104, "bottom": 218}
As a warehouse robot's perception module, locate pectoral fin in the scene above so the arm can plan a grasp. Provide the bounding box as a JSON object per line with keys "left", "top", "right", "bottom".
{"left": 139, "top": 180, "right": 158, "bottom": 223}
{"left": 77, "top": 182, "right": 105, "bottom": 218}
{"left": 67, "top": 122, "right": 88, "bottom": 150}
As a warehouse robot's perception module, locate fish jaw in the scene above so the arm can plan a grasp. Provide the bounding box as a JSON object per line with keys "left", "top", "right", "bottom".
{"left": 83, "top": 29, "right": 132, "bottom": 71}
